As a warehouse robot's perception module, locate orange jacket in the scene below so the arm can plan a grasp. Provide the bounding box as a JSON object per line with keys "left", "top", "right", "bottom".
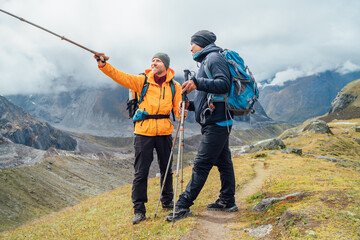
{"left": 100, "top": 63, "right": 182, "bottom": 136}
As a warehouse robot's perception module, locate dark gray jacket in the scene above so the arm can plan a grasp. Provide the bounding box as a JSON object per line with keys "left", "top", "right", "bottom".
{"left": 189, "top": 43, "right": 232, "bottom": 125}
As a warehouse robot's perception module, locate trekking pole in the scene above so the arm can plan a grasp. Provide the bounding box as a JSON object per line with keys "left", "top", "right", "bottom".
{"left": 181, "top": 70, "right": 191, "bottom": 193}
{"left": 0, "top": 9, "right": 109, "bottom": 60}
{"left": 171, "top": 70, "right": 190, "bottom": 225}
{"left": 153, "top": 121, "right": 181, "bottom": 218}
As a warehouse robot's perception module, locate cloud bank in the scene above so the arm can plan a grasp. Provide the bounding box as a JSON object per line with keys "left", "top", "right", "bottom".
{"left": 1, "top": 0, "right": 359, "bottom": 95}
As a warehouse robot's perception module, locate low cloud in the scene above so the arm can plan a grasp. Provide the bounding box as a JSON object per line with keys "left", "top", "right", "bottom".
{"left": 336, "top": 61, "right": 360, "bottom": 75}
{"left": 1, "top": 0, "right": 359, "bottom": 95}
{"left": 266, "top": 69, "right": 308, "bottom": 87}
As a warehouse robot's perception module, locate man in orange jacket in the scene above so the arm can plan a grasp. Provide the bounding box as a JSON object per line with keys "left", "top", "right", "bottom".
{"left": 94, "top": 52, "right": 182, "bottom": 224}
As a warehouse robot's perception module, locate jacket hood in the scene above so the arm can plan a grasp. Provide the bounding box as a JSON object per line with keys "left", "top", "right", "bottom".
{"left": 193, "top": 43, "right": 223, "bottom": 62}
{"left": 145, "top": 67, "right": 175, "bottom": 83}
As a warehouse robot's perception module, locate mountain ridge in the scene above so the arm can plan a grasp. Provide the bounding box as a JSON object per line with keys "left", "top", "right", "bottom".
{"left": 0, "top": 96, "right": 76, "bottom": 151}
{"left": 6, "top": 84, "right": 274, "bottom": 137}
{"left": 259, "top": 70, "right": 360, "bottom": 123}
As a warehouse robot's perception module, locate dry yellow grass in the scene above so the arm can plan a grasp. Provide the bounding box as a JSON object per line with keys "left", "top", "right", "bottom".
{"left": 229, "top": 119, "right": 360, "bottom": 239}
{"left": 1, "top": 119, "right": 359, "bottom": 239}
{"left": 0, "top": 149, "right": 255, "bottom": 239}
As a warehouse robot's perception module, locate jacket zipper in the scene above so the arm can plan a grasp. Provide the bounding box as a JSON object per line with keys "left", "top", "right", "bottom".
{"left": 156, "top": 87, "right": 162, "bottom": 135}
{"left": 163, "top": 86, "right": 170, "bottom": 128}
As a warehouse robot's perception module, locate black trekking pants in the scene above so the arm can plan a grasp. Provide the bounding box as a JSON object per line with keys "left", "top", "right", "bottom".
{"left": 132, "top": 134, "right": 173, "bottom": 214}
{"left": 176, "top": 124, "right": 235, "bottom": 209}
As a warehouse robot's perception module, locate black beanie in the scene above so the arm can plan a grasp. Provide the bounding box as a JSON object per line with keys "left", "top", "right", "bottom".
{"left": 152, "top": 52, "right": 170, "bottom": 69}
{"left": 191, "top": 30, "right": 217, "bottom": 48}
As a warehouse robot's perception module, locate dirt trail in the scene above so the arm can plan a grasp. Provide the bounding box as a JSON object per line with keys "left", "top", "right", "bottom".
{"left": 180, "top": 161, "right": 270, "bottom": 240}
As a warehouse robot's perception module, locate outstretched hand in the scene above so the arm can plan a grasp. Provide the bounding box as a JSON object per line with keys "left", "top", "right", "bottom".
{"left": 94, "top": 53, "right": 109, "bottom": 67}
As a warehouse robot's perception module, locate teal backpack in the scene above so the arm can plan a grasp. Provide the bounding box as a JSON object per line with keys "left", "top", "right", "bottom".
{"left": 204, "top": 49, "right": 259, "bottom": 117}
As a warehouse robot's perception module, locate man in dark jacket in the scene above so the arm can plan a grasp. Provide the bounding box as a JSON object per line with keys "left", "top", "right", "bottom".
{"left": 166, "top": 30, "right": 238, "bottom": 222}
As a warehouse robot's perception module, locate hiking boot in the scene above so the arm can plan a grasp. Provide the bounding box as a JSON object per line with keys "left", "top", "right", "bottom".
{"left": 207, "top": 199, "right": 238, "bottom": 212}
{"left": 162, "top": 201, "right": 174, "bottom": 210}
{"left": 165, "top": 208, "right": 192, "bottom": 222}
{"left": 132, "top": 213, "right": 146, "bottom": 225}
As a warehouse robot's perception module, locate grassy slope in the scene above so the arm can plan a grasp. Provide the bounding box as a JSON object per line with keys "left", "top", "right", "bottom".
{"left": 1, "top": 119, "right": 360, "bottom": 239}
{"left": 320, "top": 79, "right": 360, "bottom": 122}
{"left": 231, "top": 119, "right": 360, "bottom": 239}
{"left": 0, "top": 153, "right": 255, "bottom": 239}
{"left": 343, "top": 79, "right": 360, "bottom": 100}
{"left": 0, "top": 155, "right": 133, "bottom": 232}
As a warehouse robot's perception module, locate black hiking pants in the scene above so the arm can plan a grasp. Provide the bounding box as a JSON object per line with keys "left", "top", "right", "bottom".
{"left": 176, "top": 124, "right": 235, "bottom": 209}
{"left": 132, "top": 134, "right": 173, "bottom": 214}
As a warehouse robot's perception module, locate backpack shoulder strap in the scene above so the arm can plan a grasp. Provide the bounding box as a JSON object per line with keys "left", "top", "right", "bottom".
{"left": 203, "top": 56, "right": 213, "bottom": 79}
{"left": 138, "top": 73, "right": 148, "bottom": 105}
{"left": 169, "top": 79, "right": 176, "bottom": 121}
{"left": 170, "top": 79, "right": 175, "bottom": 101}
{"left": 203, "top": 51, "right": 223, "bottom": 79}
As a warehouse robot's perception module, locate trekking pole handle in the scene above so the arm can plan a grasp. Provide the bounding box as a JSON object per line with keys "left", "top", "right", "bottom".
{"left": 184, "top": 69, "right": 191, "bottom": 81}
{"left": 183, "top": 69, "right": 191, "bottom": 101}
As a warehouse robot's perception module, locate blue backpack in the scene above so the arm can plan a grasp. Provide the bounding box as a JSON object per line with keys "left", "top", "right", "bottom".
{"left": 204, "top": 49, "right": 259, "bottom": 117}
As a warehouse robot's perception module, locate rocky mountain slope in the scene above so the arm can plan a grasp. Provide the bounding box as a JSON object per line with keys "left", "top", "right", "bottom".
{"left": 6, "top": 87, "right": 133, "bottom": 137}
{"left": 260, "top": 70, "right": 360, "bottom": 123}
{"left": 0, "top": 96, "right": 76, "bottom": 150}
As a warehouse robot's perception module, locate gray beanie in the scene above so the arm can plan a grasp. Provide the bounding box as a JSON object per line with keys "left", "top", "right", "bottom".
{"left": 191, "top": 30, "right": 217, "bottom": 48}
{"left": 152, "top": 52, "right": 170, "bottom": 69}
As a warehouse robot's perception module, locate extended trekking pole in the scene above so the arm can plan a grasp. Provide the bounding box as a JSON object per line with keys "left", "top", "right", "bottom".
{"left": 171, "top": 70, "right": 190, "bottom": 225}
{"left": 0, "top": 9, "right": 109, "bottom": 60}
{"left": 180, "top": 70, "right": 191, "bottom": 193}
{"left": 154, "top": 121, "right": 181, "bottom": 218}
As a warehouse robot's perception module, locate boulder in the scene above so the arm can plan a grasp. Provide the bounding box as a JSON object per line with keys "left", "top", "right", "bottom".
{"left": 303, "top": 120, "right": 333, "bottom": 134}
{"left": 252, "top": 192, "right": 304, "bottom": 212}
{"left": 261, "top": 138, "right": 286, "bottom": 150}
{"left": 281, "top": 148, "right": 303, "bottom": 156}
{"left": 244, "top": 138, "right": 286, "bottom": 154}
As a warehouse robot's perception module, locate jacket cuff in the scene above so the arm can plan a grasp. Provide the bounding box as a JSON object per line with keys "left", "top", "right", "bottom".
{"left": 191, "top": 76, "right": 199, "bottom": 88}
{"left": 98, "top": 63, "right": 107, "bottom": 69}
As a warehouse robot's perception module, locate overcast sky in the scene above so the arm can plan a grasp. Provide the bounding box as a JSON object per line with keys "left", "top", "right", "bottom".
{"left": 1, "top": 0, "right": 360, "bottom": 95}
